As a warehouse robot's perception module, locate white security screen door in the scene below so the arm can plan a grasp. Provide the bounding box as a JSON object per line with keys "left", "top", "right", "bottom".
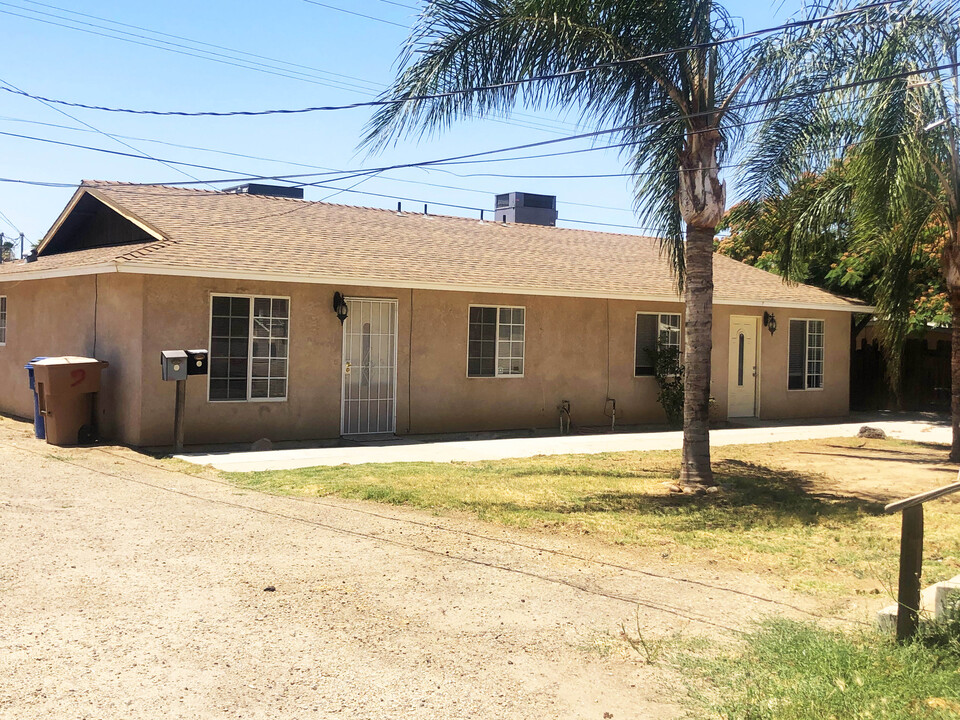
{"left": 341, "top": 298, "right": 398, "bottom": 435}
{"left": 728, "top": 315, "right": 759, "bottom": 418}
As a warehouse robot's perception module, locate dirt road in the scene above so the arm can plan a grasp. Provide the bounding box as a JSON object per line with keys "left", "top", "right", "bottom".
{"left": 0, "top": 416, "right": 813, "bottom": 719}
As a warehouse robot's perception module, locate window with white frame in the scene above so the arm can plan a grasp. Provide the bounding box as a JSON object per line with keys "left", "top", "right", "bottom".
{"left": 635, "top": 312, "right": 681, "bottom": 376}
{"left": 468, "top": 306, "right": 524, "bottom": 377}
{"left": 0, "top": 296, "right": 6, "bottom": 345}
{"left": 209, "top": 295, "right": 289, "bottom": 401}
{"left": 788, "top": 319, "right": 824, "bottom": 390}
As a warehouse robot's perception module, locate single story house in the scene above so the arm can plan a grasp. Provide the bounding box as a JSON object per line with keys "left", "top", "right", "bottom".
{"left": 0, "top": 181, "right": 868, "bottom": 446}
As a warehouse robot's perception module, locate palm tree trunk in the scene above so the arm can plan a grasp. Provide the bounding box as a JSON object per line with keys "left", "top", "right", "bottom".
{"left": 951, "top": 286, "right": 960, "bottom": 462}
{"left": 677, "top": 128, "right": 724, "bottom": 486}
{"left": 681, "top": 225, "right": 716, "bottom": 485}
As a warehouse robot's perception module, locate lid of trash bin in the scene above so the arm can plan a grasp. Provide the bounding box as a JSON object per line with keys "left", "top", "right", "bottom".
{"left": 25, "top": 356, "right": 49, "bottom": 370}
{"left": 32, "top": 356, "right": 109, "bottom": 369}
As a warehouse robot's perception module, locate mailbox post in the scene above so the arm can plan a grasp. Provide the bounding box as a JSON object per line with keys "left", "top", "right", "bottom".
{"left": 160, "top": 349, "right": 207, "bottom": 452}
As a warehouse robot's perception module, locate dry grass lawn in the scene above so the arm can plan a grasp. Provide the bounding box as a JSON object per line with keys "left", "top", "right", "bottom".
{"left": 226, "top": 437, "right": 960, "bottom": 597}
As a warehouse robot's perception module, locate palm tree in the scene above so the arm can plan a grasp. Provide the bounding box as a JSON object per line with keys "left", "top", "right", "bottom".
{"left": 364, "top": 0, "right": 889, "bottom": 485}
{"left": 747, "top": 2, "right": 960, "bottom": 456}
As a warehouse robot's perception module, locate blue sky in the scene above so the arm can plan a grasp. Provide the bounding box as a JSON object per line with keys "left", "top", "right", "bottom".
{"left": 0, "top": 0, "right": 793, "bottom": 247}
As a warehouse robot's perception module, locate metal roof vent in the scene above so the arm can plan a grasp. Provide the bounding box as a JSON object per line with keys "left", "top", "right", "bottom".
{"left": 223, "top": 183, "right": 304, "bottom": 199}
{"left": 493, "top": 192, "right": 557, "bottom": 226}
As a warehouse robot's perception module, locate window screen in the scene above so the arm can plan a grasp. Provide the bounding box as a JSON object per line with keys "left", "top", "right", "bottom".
{"left": 635, "top": 313, "right": 681, "bottom": 376}
{"left": 468, "top": 306, "right": 524, "bottom": 377}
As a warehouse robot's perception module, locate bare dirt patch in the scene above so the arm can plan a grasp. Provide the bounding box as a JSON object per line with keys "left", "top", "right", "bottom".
{"left": 1, "top": 415, "right": 829, "bottom": 720}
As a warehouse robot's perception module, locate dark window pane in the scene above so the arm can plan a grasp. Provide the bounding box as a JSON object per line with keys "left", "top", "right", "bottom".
{"left": 499, "top": 307, "right": 511, "bottom": 323}
{"left": 272, "top": 298, "right": 289, "bottom": 318}
{"left": 251, "top": 359, "right": 269, "bottom": 378}
{"left": 229, "top": 358, "right": 247, "bottom": 377}
{"left": 229, "top": 339, "right": 248, "bottom": 358}
{"left": 270, "top": 339, "right": 288, "bottom": 358}
{"left": 210, "top": 358, "right": 228, "bottom": 377}
{"left": 252, "top": 318, "right": 270, "bottom": 338}
{"left": 469, "top": 306, "right": 482, "bottom": 323}
{"left": 212, "top": 296, "right": 231, "bottom": 315}
{"left": 231, "top": 297, "right": 249, "bottom": 315}
{"left": 269, "top": 379, "right": 286, "bottom": 398}
{"left": 480, "top": 358, "right": 495, "bottom": 376}
{"left": 271, "top": 319, "right": 289, "bottom": 338}
{"left": 270, "top": 359, "right": 286, "bottom": 377}
{"left": 228, "top": 380, "right": 247, "bottom": 399}
{"left": 230, "top": 318, "right": 249, "bottom": 337}
{"left": 513, "top": 308, "right": 524, "bottom": 324}
{"left": 211, "top": 338, "right": 229, "bottom": 357}
{"left": 252, "top": 339, "right": 270, "bottom": 357}
{"left": 211, "top": 317, "right": 230, "bottom": 337}
{"left": 481, "top": 324, "right": 495, "bottom": 341}
{"left": 209, "top": 379, "right": 228, "bottom": 399}
{"left": 481, "top": 307, "right": 496, "bottom": 323}
{"left": 468, "top": 358, "right": 481, "bottom": 376}
{"left": 635, "top": 315, "right": 657, "bottom": 374}
{"left": 250, "top": 379, "right": 268, "bottom": 398}
{"left": 789, "top": 320, "right": 806, "bottom": 389}
{"left": 253, "top": 297, "right": 271, "bottom": 317}
{"left": 737, "top": 333, "right": 745, "bottom": 387}
{"left": 468, "top": 324, "right": 481, "bottom": 341}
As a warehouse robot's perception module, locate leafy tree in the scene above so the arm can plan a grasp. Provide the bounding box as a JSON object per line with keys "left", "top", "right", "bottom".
{"left": 746, "top": 1, "right": 960, "bottom": 456}
{"left": 363, "top": 0, "right": 887, "bottom": 486}
{"left": 0, "top": 240, "right": 13, "bottom": 262}
{"left": 716, "top": 165, "right": 949, "bottom": 340}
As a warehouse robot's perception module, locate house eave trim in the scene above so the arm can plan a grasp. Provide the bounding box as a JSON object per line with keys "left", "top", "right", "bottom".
{"left": 0, "top": 261, "right": 873, "bottom": 312}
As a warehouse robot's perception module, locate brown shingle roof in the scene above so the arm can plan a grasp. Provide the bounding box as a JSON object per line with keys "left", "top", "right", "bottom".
{"left": 1, "top": 182, "right": 867, "bottom": 310}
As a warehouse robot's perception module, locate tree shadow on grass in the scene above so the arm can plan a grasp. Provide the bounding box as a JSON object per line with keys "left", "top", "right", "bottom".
{"left": 462, "top": 458, "right": 886, "bottom": 530}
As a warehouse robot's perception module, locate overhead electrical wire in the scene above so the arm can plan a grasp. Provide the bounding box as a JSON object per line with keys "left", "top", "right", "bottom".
{"left": 300, "top": 0, "right": 409, "bottom": 28}
{"left": 0, "top": 0, "right": 580, "bottom": 136}
{"left": 2, "top": 62, "right": 953, "bottom": 200}
{"left": 0, "top": 0, "right": 905, "bottom": 118}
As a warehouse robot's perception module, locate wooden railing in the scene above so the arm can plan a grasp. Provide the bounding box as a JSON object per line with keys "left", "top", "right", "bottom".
{"left": 884, "top": 477, "right": 960, "bottom": 642}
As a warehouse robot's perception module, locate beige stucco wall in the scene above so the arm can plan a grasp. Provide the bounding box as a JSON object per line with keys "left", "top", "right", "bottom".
{"left": 711, "top": 305, "right": 851, "bottom": 420}
{"left": 0, "top": 274, "right": 144, "bottom": 444}
{"left": 0, "top": 271, "right": 854, "bottom": 446}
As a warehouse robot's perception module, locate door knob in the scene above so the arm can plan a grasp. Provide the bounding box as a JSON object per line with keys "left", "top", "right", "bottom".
{"left": 344, "top": 362, "right": 352, "bottom": 375}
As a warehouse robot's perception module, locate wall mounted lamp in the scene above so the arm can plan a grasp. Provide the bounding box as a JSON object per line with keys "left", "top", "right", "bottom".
{"left": 763, "top": 311, "right": 777, "bottom": 336}
{"left": 333, "top": 292, "right": 349, "bottom": 325}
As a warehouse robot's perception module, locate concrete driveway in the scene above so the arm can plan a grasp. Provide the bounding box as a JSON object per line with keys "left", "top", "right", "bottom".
{"left": 177, "top": 415, "right": 950, "bottom": 472}
{"left": 0, "top": 416, "right": 831, "bottom": 719}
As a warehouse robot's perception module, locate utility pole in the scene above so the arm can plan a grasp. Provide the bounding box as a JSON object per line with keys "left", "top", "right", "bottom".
{"left": 19, "top": 233, "right": 24, "bottom": 260}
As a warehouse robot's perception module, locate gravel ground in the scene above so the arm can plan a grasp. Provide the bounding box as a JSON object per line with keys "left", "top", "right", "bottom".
{"left": 0, "top": 415, "right": 819, "bottom": 719}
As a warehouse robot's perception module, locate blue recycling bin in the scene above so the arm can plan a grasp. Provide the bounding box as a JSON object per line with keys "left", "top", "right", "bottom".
{"left": 24, "top": 357, "right": 48, "bottom": 439}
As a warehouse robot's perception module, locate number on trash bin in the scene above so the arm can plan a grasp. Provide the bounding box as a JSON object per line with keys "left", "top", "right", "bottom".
{"left": 70, "top": 369, "right": 87, "bottom": 387}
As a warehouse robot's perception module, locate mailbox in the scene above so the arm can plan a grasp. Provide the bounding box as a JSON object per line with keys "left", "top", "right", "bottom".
{"left": 186, "top": 349, "right": 208, "bottom": 376}
{"left": 160, "top": 350, "right": 188, "bottom": 381}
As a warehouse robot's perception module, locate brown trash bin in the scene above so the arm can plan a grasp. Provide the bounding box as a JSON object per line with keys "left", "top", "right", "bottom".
{"left": 32, "top": 356, "right": 109, "bottom": 446}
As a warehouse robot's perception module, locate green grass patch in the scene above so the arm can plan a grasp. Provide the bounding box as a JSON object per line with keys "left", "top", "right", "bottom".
{"left": 679, "top": 619, "right": 960, "bottom": 719}
{"left": 221, "top": 439, "right": 960, "bottom": 595}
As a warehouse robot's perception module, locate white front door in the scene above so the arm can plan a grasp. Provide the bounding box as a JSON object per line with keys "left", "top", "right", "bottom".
{"left": 728, "top": 315, "right": 759, "bottom": 418}
{"left": 341, "top": 298, "right": 398, "bottom": 435}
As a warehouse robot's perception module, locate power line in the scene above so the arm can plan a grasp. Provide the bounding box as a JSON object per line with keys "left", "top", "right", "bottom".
{"left": 0, "top": 75, "right": 210, "bottom": 188}
{"left": 4, "top": 62, "right": 954, "bottom": 196}
{"left": 300, "top": 0, "right": 409, "bottom": 28}
{"left": 0, "top": 208, "right": 22, "bottom": 235}
{"left": 0, "top": 1, "right": 580, "bottom": 136}
{"left": 0, "top": 0, "right": 904, "bottom": 118}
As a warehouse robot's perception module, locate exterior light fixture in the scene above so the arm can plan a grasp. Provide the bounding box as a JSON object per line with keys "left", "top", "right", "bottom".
{"left": 763, "top": 311, "right": 777, "bottom": 336}
{"left": 333, "top": 292, "right": 349, "bottom": 325}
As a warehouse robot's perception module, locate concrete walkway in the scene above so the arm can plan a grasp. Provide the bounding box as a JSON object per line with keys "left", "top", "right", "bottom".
{"left": 176, "top": 415, "right": 950, "bottom": 472}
